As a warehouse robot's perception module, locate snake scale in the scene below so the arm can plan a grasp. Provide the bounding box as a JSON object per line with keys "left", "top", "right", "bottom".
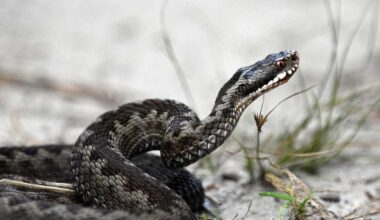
{"left": 0, "top": 50, "right": 299, "bottom": 220}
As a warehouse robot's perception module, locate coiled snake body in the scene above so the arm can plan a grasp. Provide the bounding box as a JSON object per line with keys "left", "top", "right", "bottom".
{"left": 0, "top": 50, "right": 299, "bottom": 219}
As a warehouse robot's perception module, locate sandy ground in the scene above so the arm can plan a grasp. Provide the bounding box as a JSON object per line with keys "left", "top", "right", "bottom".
{"left": 0, "top": 1, "right": 379, "bottom": 219}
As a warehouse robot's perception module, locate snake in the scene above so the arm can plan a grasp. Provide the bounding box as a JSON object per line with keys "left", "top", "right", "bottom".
{"left": 0, "top": 49, "right": 299, "bottom": 220}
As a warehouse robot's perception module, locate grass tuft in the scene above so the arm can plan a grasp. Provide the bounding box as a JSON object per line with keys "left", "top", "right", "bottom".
{"left": 259, "top": 188, "right": 312, "bottom": 219}
{"left": 260, "top": 0, "right": 380, "bottom": 173}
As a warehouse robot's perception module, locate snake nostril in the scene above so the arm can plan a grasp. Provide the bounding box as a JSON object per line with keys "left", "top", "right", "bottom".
{"left": 291, "top": 52, "right": 299, "bottom": 62}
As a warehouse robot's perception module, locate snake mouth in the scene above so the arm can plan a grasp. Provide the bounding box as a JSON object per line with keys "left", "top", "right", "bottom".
{"left": 256, "top": 63, "right": 298, "bottom": 94}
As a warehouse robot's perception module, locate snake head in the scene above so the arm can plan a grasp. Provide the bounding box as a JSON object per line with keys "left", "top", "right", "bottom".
{"left": 239, "top": 49, "right": 299, "bottom": 95}
{"left": 212, "top": 50, "right": 299, "bottom": 112}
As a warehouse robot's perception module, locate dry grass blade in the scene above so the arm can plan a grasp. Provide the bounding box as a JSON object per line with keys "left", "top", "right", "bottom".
{"left": 159, "top": 0, "right": 197, "bottom": 111}
{"left": 263, "top": 85, "right": 317, "bottom": 120}
{"left": 9, "top": 112, "right": 40, "bottom": 145}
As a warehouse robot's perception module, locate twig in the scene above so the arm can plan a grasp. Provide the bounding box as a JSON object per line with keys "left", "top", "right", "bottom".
{"left": 344, "top": 210, "right": 380, "bottom": 220}
{"left": 343, "top": 196, "right": 380, "bottom": 219}
{"left": 231, "top": 213, "right": 239, "bottom": 220}
{"left": 255, "top": 96, "right": 265, "bottom": 180}
{"left": 0, "top": 179, "right": 74, "bottom": 195}
{"left": 242, "top": 200, "right": 253, "bottom": 220}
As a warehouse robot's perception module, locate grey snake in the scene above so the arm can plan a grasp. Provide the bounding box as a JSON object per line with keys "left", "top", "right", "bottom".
{"left": 0, "top": 50, "right": 299, "bottom": 220}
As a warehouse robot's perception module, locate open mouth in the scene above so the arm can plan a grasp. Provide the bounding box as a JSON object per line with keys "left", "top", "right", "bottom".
{"left": 256, "top": 63, "right": 298, "bottom": 93}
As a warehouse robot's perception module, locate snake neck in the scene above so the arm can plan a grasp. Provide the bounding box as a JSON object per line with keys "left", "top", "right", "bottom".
{"left": 162, "top": 73, "right": 260, "bottom": 169}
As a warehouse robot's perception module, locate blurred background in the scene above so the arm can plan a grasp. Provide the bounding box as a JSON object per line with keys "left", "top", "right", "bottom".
{"left": 0, "top": 0, "right": 379, "bottom": 219}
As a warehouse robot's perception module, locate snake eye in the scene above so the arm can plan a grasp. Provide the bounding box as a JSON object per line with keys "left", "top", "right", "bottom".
{"left": 276, "top": 60, "right": 286, "bottom": 69}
